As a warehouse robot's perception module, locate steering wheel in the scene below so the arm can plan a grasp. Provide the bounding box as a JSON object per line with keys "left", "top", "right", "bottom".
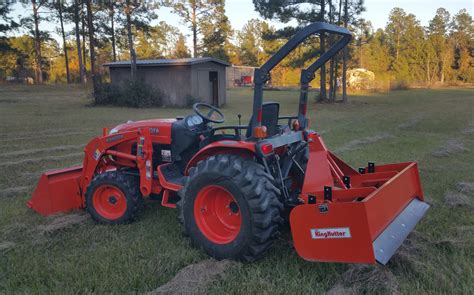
{"left": 193, "top": 103, "right": 225, "bottom": 124}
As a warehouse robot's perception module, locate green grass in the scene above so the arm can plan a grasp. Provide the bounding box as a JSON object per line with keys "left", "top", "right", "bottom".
{"left": 0, "top": 85, "right": 473, "bottom": 293}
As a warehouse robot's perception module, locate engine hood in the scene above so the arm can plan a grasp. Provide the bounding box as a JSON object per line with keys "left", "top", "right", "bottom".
{"left": 111, "top": 118, "right": 176, "bottom": 133}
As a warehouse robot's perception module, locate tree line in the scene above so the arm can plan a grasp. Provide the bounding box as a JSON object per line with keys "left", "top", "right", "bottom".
{"left": 0, "top": 1, "right": 472, "bottom": 101}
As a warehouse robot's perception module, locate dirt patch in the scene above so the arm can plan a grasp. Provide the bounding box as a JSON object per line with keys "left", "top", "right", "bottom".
{"left": 0, "top": 186, "right": 30, "bottom": 197}
{"left": 0, "top": 241, "right": 15, "bottom": 252}
{"left": 457, "top": 182, "right": 474, "bottom": 194}
{"left": 0, "top": 152, "right": 82, "bottom": 167}
{"left": 444, "top": 191, "right": 472, "bottom": 207}
{"left": 432, "top": 139, "right": 469, "bottom": 157}
{"left": 149, "top": 259, "right": 237, "bottom": 294}
{"left": 38, "top": 211, "right": 89, "bottom": 234}
{"left": 335, "top": 133, "right": 393, "bottom": 153}
{"left": 0, "top": 144, "right": 84, "bottom": 158}
{"left": 327, "top": 264, "right": 400, "bottom": 295}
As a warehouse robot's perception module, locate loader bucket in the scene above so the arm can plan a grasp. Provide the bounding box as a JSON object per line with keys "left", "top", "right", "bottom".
{"left": 27, "top": 166, "right": 83, "bottom": 216}
{"left": 290, "top": 162, "right": 430, "bottom": 264}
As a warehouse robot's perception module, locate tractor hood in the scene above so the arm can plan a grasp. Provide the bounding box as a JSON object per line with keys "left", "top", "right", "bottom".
{"left": 110, "top": 118, "right": 176, "bottom": 134}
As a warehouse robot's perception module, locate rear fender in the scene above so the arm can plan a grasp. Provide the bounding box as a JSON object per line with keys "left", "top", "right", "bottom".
{"left": 185, "top": 140, "right": 256, "bottom": 175}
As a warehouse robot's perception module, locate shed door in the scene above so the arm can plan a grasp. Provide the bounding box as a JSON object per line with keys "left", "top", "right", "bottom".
{"left": 209, "top": 71, "right": 218, "bottom": 107}
{"left": 197, "top": 70, "right": 210, "bottom": 104}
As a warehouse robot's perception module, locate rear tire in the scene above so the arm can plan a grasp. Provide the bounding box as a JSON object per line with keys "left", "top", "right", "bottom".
{"left": 86, "top": 171, "right": 142, "bottom": 224}
{"left": 178, "top": 154, "right": 283, "bottom": 262}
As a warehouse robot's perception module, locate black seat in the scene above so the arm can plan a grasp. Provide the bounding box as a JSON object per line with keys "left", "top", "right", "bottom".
{"left": 246, "top": 102, "right": 280, "bottom": 138}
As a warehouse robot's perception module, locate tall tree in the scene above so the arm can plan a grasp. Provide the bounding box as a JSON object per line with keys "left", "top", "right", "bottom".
{"left": 172, "top": 33, "right": 191, "bottom": 58}
{"left": 124, "top": 0, "right": 136, "bottom": 78}
{"left": 85, "top": 0, "right": 97, "bottom": 89}
{"left": 386, "top": 8, "right": 426, "bottom": 82}
{"left": 386, "top": 7, "right": 406, "bottom": 63}
{"left": 450, "top": 9, "right": 473, "bottom": 82}
{"left": 118, "top": 1, "right": 157, "bottom": 79}
{"left": 237, "top": 19, "right": 265, "bottom": 66}
{"left": 73, "top": 0, "right": 85, "bottom": 84}
{"left": 319, "top": 0, "right": 327, "bottom": 100}
{"left": 428, "top": 8, "right": 452, "bottom": 83}
{"left": 135, "top": 22, "right": 180, "bottom": 59}
{"left": 341, "top": 0, "right": 348, "bottom": 101}
{"left": 172, "top": 0, "right": 219, "bottom": 58}
{"left": 47, "top": 1, "right": 71, "bottom": 83}
{"left": 108, "top": 2, "right": 117, "bottom": 62}
{"left": 31, "top": 0, "right": 44, "bottom": 83}
{"left": 0, "top": 3, "right": 18, "bottom": 49}
{"left": 200, "top": 1, "right": 232, "bottom": 61}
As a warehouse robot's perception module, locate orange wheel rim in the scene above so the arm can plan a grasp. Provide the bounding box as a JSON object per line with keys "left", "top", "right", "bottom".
{"left": 194, "top": 185, "right": 242, "bottom": 244}
{"left": 92, "top": 185, "right": 127, "bottom": 220}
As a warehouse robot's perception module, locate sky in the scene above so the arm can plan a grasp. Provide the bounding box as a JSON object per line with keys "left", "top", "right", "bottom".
{"left": 6, "top": 0, "right": 473, "bottom": 46}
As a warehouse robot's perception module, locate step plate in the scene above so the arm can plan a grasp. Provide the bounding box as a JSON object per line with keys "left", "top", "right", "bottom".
{"left": 373, "top": 198, "right": 430, "bottom": 265}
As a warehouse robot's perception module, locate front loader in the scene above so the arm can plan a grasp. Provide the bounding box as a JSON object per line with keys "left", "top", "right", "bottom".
{"left": 28, "top": 22, "right": 429, "bottom": 264}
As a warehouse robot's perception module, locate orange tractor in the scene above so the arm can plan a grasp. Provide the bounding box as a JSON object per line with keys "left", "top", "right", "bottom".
{"left": 28, "top": 23, "right": 429, "bottom": 264}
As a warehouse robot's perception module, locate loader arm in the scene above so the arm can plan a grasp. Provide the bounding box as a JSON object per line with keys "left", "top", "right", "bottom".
{"left": 251, "top": 22, "right": 352, "bottom": 136}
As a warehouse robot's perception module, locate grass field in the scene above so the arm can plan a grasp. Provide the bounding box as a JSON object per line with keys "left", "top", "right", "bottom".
{"left": 0, "top": 84, "right": 473, "bottom": 294}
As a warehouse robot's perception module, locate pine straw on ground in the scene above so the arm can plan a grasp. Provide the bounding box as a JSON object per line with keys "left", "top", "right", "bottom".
{"left": 148, "top": 259, "right": 237, "bottom": 295}
{"left": 335, "top": 133, "right": 393, "bottom": 153}
{"left": 444, "top": 182, "right": 473, "bottom": 208}
{"left": 457, "top": 182, "right": 474, "bottom": 194}
{"left": 38, "top": 212, "right": 89, "bottom": 234}
{"left": 462, "top": 121, "right": 474, "bottom": 134}
{"left": 431, "top": 139, "right": 469, "bottom": 157}
{"left": 0, "top": 186, "right": 30, "bottom": 197}
{"left": 327, "top": 264, "right": 400, "bottom": 295}
{"left": 0, "top": 241, "right": 16, "bottom": 253}
{"left": 397, "top": 115, "right": 424, "bottom": 129}
{"left": 0, "top": 152, "right": 83, "bottom": 167}
{"left": 444, "top": 192, "right": 472, "bottom": 207}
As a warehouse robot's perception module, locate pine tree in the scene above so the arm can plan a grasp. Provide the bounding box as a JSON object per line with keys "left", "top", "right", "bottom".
{"left": 172, "top": 34, "right": 191, "bottom": 58}
{"left": 450, "top": 9, "right": 473, "bottom": 82}
{"left": 171, "top": 0, "right": 216, "bottom": 58}
{"left": 47, "top": 1, "right": 71, "bottom": 83}
{"left": 73, "top": 0, "right": 86, "bottom": 84}
{"left": 200, "top": 0, "right": 232, "bottom": 61}
{"left": 428, "top": 8, "right": 452, "bottom": 83}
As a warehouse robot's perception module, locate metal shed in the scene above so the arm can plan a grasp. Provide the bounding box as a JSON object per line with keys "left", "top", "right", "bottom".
{"left": 103, "top": 58, "right": 230, "bottom": 107}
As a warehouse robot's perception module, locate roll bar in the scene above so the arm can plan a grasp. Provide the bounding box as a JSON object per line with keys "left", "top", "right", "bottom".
{"left": 251, "top": 22, "right": 352, "bottom": 135}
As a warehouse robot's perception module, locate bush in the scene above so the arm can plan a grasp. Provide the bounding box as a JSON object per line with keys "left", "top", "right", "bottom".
{"left": 94, "top": 82, "right": 121, "bottom": 105}
{"left": 185, "top": 95, "right": 199, "bottom": 107}
{"left": 94, "top": 79, "right": 163, "bottom": 108}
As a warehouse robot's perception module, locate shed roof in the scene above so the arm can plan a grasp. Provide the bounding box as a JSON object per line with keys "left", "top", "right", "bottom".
{"left": 103, "top": 57, "right": 230, "bottom": 68}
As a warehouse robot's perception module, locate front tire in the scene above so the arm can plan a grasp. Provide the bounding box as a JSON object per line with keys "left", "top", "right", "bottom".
{"left": 85, "top": 171, "right": 142, "bottom": 224}
{"left": 178, "top": 155, "right": 283, "bottom": 262}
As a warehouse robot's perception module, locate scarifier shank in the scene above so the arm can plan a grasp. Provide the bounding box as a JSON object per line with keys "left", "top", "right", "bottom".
{"left": 289, "top": 134, "right": 429, "bottom": 264}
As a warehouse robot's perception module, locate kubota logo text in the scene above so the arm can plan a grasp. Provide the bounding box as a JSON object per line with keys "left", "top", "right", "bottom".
{"left": 310, "top": 227, "right": 351, "bottom": 239}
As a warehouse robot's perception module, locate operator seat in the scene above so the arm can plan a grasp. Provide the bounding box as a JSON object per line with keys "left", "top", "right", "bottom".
{"left": 245, "top": 102, "right": 280, "bottom": 138}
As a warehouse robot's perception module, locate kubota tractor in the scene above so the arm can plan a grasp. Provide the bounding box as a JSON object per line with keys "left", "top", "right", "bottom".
{"left": 28, "top": 23, "right": 429, "bottom": 264}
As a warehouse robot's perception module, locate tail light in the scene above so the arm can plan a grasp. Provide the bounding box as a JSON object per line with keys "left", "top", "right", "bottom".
{"left": 260, "top": 143, "right": 273, "bottom": 155}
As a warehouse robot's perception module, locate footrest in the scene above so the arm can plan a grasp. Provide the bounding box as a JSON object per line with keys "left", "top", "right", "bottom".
{"left": 157, "top": 164, "right": 185, "bottom": 192}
